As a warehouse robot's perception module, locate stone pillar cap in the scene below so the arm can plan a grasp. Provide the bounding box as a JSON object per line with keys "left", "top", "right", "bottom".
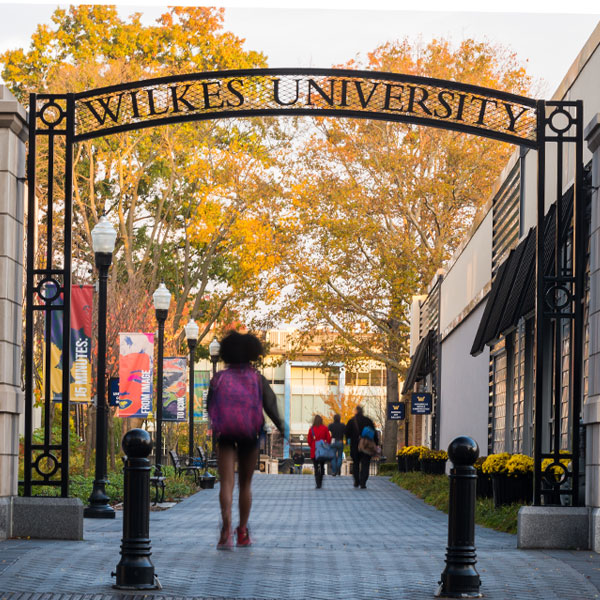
{"left": 585, "top": 113, "right": 600, "bottom": 153}
{"left": 0, "top": 85, "right": 28, "bottom": 142}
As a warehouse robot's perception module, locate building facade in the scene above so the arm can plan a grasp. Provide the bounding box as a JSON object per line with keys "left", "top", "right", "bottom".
{"left": 405, "top": 22, "right": 600, "bottom": 548}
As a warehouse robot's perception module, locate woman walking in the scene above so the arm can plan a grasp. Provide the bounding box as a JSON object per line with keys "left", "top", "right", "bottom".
{"left": 207, "top": 331, "right": 284, "bottom": 550}
{"left": 308, "top": 415, "right": 331, "bottom": 489}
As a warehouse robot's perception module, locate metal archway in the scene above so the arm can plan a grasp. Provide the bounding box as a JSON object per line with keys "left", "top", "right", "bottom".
{"left": 24, "top": 68, "right": 585, "bottom": 506}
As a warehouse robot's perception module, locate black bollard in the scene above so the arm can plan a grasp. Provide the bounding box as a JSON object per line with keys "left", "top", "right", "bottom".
{"left": 112, "top": 429, "right": 161, "bottom": 590}
{"left": 436, "top": 436, "right": 482, "bottom": 599}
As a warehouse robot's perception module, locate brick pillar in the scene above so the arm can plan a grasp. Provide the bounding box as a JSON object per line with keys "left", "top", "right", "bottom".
{"left": 0, "top": 86, "right": 27, "bottom": 539}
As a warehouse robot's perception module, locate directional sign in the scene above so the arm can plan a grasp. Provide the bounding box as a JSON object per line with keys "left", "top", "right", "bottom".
{"left": 411, "top": 392, "right": 432, "bottom": 415}
{"left": 109, "top": 377, "right": 120, "bottom": 407}
{"left": 388, "top": 401, "right": 405, "bottom": 420}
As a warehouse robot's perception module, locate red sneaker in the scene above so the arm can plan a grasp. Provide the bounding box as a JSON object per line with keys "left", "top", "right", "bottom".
{"left": 236, "top": 526, "right": 252, "bottom": 547}
{"left": 217, "top": 527, "right": 233, "bottom": 551}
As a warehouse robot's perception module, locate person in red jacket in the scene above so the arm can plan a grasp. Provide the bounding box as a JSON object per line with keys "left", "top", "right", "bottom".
{"left": 308, "top": 415, "right": 332, "bottom": 489}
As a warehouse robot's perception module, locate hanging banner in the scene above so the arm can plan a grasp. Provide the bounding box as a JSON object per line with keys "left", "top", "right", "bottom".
{"left": 48, "top": 284, "right": 94, "bottom": 403}
{"left": 163, "top": 357, "right": 187, "bottom": 422}
{"left": 194, "top": 370, "right": 211, "bottom": 420}
{"left": 119, "top": 333, "right": 154, "bottom": 418}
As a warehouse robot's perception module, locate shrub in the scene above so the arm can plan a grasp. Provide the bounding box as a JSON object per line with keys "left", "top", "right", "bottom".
{"left": 379, "top": 462, "right": 397, "bottom": 475}
{"left": 481, "top": 453, "right": 510, "bottom": 475}
{"left": 505, "top": 454, "right": 534, "bottom": 477}
{"left": 397, "top": 445, "right": 427, "bottom": 457}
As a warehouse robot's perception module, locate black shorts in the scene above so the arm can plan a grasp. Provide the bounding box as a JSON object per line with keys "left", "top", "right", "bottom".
{"left": 217, "top": 435, "right": 259, "bottom": 454}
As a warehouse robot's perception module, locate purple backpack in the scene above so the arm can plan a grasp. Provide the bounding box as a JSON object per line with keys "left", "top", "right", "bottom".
{"left": 208, "top": 366, "right": 264, "bottom": 438}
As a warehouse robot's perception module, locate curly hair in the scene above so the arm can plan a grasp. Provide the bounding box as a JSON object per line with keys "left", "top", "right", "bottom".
{"left": 218, "top": 331, "right": 264, "bottom": 365}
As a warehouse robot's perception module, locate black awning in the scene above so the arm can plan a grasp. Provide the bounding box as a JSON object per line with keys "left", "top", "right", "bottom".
{"left": 402, "top": 329, "right": 435, "bottom": 394}
{"left": 471, "top": 188, "right": 574, "bottom": 356}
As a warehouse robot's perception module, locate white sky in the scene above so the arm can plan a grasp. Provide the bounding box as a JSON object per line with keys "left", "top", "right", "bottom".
{"left": 0, "top": 1, "right": 598, "bottom": 95}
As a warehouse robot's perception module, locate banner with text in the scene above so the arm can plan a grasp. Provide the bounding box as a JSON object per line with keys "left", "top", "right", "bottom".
{"left": 118, "top": 333, "right": 154, "bottom": 418}
{"left": 48, "top": 284, "right": 94, "bottom": 403}
{"left": 193, "top": 370, "right": 211, "bottom": 420}
{"left": 163, "top": 357, "right": 187, "bottom": 422}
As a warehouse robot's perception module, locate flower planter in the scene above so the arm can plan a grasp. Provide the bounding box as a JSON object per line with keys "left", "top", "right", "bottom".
{"left": 397, "top": 455, "right": 407, "bottom": 472}
{"left": 420, "top": 458, "right": 447, "bottom": 475}
{"left": 476, "top": 472, "right": 493, "bottom": 499}
{"left": 405, "top": 454, "right": 420, "bottom": 472}
{"left": 492, "top": 473, "right": 532, "bottom": 508}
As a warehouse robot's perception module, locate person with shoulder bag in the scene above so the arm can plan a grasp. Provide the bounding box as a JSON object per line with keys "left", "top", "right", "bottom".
{"left": 344, "top": 405, "right": 380, "bottom": 489}
{"left": 328, "top": 413, "right": 346, "bottom": 476}
{"left": 307, "top": 415, "right": 332, "bottom": 489}
{"left": 207, "top": 331, "right": 285, "bottom": 550}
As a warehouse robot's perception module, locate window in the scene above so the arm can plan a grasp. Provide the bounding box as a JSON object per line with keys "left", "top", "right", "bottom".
{"left": 357, "top": 372, "right": 369, "bottom": 386}
{"left": 511, "top": 324, "right": 526, "bottom": 454}
{"left": 490, "top": 345, "right": 507, "bottom": 453}
{"left": 346, "top": 372, "right": 356, "bottom": 386}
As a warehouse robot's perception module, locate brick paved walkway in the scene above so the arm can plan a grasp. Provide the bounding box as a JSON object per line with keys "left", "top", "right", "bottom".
{"left": 1, "top": 474, "right": 600, "bottom": 599}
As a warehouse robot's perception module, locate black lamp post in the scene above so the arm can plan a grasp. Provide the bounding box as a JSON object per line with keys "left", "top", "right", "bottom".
{"left": 153, "top": 282, "right": 171, "bottom": 476}
{"left": 184, "top": 319, "right": 199, "bottom": 461}
{"left": 208, "top": 337, "right": 220, "bottom": 457}
{"left": 85, "top": 216, "right": 117, "bottom": 519}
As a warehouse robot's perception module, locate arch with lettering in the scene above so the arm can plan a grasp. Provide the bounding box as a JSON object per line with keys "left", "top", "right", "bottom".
{"left": 24, "top": 68, "right": 585, "bottom": 508}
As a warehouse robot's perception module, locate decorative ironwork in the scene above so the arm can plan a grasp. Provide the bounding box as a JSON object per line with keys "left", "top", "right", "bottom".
{"left": 534, "top": 100, "right": 585, "bottom": 506}
{"left": 72, "top": 68, "right": 538, "bottom": 146}
{"left": 23, "top": 69, "right": 584, "bottom": 509}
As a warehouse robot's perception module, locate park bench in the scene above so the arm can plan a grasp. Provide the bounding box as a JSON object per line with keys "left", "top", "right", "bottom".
{"left": 149, "top": 467, "right": 166, "bottom": 505}
{"left": 169, "top": 449, "right": 200, "bottom": 483}
{"left": 196, "top": 445, "right": 217, "bottom": 470}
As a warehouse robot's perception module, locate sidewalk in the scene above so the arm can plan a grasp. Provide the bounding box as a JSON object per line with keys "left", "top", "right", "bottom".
{"left": 1, "top": 474, "right": 599, "bottom": 599}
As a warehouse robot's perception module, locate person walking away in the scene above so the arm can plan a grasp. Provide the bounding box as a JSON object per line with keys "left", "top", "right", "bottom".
{"left": 328, "top": 413, "right": 345, "bottom": 476}
{"left": 345, "top": 405, "right": 379, "bottom": 489}
{"left": 307, "top": 415, "right": 331, "bottom": 489}
{"left": 292, "top": 449, "right": 305, "bottom": 474}
{"left": 207, "top": 331, "right": 285, "bottom": 550}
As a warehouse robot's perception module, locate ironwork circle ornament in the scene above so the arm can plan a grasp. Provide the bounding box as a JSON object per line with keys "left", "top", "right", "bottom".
{"left": 544, "top": 282, "right": 573, "bottom": 311}
{"left": 35, "top": 277, "right": 62, "bottom": 303}
{"left": 34, "top": 452, "right": 60, "bottom": 478}
{"left": 542, "top": 461, "right": 569, "bottom": 486}
{"left": 69, "top": 68, "right": 539, "bottom": 147}
{"left": 548, "top": 107, "right": 575, "bottom": 135}
{"left": 38, "top": 99, "right": 66, "bottom": 128}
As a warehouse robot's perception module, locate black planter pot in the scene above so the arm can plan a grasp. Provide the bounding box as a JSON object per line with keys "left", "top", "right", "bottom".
{"left": 476, "top": 472, "right": 493, "bottom": 498}
{"left": 200, "top": 474, "right": 216, "bottom": 489}
{"left": 491, "top": 473, "right": 533, "bottom": 508}
{"left": 405, "top": 454, "right": 420, "bottom": 472}
{"left": 397, "top": 455, "right": 407, "bottom": 472}
{"left": 420, "top": 458, "right": 447, "bottom": 475}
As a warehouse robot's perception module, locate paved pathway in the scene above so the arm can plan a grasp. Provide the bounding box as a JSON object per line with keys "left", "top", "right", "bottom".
{"left": 1, "top": 474, "right": 600, "bottom": 599}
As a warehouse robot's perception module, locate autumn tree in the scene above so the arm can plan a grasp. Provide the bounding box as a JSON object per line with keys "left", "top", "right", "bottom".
{"left": 265, "top": 38, "right": 533, "bottom": 457}
{"left": 2, "top": 5, "right": 288, "bottom": 458}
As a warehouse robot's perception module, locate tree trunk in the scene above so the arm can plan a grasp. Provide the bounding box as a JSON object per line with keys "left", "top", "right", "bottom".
{"left": 383, "top": 366, "right": 399, "bottom": 461}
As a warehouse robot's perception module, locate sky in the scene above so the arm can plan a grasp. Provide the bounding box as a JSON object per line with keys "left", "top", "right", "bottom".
{"left": 0, "top": 1, "right": 599, "bottom": 96}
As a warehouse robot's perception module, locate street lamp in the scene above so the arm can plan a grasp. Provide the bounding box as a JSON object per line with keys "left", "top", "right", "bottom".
{"left": 207, "top": 337, "right": 220, "bottom": 458}
{"left": 184, "top": 319, "right": 199, "bottom": 462}
{"left": 153, "top": 282, "right": 171, "bottom": 476}
{"left": 209, "top": 336, "right": 220, "bottom": 376}
{"left": 85, "top": 216, "right": 117, "bottom": 519}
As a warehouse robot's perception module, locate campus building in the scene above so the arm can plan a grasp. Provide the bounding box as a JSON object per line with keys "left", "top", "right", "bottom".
{"left": 258, "top": 329, "right": 388, "bottom": 459}
{"left": 404, "top": 22, "right": 600, "bottom": 548}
